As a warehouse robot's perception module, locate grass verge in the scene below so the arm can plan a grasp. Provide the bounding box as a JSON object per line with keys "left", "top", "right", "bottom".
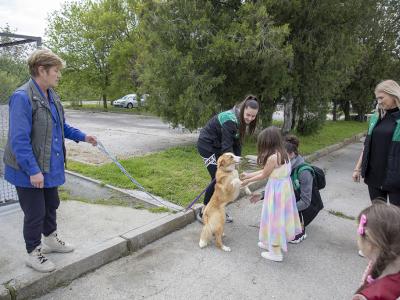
{"left": 67, "top": 120, "right": 367, "bottom": 207}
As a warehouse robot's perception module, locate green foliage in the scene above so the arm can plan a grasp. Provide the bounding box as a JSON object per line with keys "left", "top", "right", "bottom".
{"left": 46, "top": 0, "right": 137, "bottom": 104}
{"left": 136, "top": 1, "right": 292, "bottom": 130}
{"left": 268, "top": 0, "right": 367, "bottom": 134}
{"left": 0, "top": 25, "right": 31, "bottom": 103}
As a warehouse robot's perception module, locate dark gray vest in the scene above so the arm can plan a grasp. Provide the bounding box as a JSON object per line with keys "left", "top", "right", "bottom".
{"left": 3, "top": 79, "right": 65, "bottom": 173}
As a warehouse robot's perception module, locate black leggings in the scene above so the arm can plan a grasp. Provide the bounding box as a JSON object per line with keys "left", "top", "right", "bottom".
{"left": 368, "top": 185, "right": 400, "bottom": 207}
{"left": 197, "top": 146, "right": 218, "bottom": 206}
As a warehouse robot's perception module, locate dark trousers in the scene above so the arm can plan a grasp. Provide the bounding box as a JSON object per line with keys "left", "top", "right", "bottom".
{"left": 368, "top": 185, "right": 400, "bottom": 207}
{"left": 16, "top": 187, "right": 60, "bottom": 253}
{"left": 197, "top": 146, "right": 218, "bottom": 206}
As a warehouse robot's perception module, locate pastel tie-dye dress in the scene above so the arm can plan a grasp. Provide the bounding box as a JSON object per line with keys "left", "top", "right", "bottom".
{"left": 259, "top": 160, "right": 302, "bottom": 252}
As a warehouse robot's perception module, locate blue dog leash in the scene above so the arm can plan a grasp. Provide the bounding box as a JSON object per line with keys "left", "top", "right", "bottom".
{"left": 184, "top": 178, "right": 215, "bottom": 211}
{"left": 97, "top": 141, "right": 182, "bottom": 211}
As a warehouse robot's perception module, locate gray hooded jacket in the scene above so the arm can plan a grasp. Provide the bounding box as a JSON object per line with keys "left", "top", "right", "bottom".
{"left": 291, "top": 155, "right": 313, "bottom": 211}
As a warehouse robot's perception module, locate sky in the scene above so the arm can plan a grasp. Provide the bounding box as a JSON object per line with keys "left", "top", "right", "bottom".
{"left": 0, "top": 0, "right": 70, "bottom": 38}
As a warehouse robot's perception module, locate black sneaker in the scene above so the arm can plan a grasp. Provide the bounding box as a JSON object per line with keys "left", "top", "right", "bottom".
{"left": 289, "top": 230, "right": 307, "bottom": 244}
{"left": 225, "top": 213, "right": 233, "bottom": 223}
{"left": 196, "top": 210, "right": 204, "bottom": 224}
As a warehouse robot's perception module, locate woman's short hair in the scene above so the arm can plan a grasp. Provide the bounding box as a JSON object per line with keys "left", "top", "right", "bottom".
{"left": 28, "top": 49, "right": 65, "bottom": 77}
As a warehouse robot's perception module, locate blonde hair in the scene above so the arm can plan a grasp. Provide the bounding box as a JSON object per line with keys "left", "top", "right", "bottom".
{"left": 27, "top": 49, "right": 65, "bottom": 77}
{"left": 374, "top": 80, "right": 400, "bottom": 117}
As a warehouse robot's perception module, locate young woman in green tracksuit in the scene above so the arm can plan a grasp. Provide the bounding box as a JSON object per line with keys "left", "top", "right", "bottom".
{"left": 196, "top": 95, "right": 260, "bottom": 223}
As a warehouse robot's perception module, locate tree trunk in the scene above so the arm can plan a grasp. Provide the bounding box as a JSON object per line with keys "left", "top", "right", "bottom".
{"left": 343, "top": 100, "right": 350, "bottom": 121}
{"left": 282, "top": 92, "right": 294, "bottom": 135}
{"left": 102, "top": 94, "right": 107, "bottom": 109}
{"left": 332, "top": 100, "right": 337, "bottom": 121}
{"left": 291, "top": 100, "right": 297, "bottom": 130}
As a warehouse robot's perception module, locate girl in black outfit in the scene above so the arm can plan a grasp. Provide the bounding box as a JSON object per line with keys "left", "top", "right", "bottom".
{"left": 353, "top": 80, "right": 400, "bottom": 206}
{"left": 197, "top": 95, "right": 260, "bottom": 222}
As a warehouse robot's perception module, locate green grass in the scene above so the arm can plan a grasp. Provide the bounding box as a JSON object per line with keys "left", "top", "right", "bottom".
{"left": 328, "top": 209, "right": 356, "bottom": 221}
{"left": 242, "top": 121, "right": 367, "bottom": 156}
{"left": 67, "top": 120, "right": 367, "bottom": 207}
{"left": 58, "top": 187, "right": 147, "bottom": 210}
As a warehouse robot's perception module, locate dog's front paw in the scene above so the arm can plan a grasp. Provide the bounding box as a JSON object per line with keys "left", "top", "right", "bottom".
{"left": 222, "top": 245, "right": 231, "bottom": 252}
{"left": 244, "top": 186, "right": 251, "bottom": 195}
{"left": 199, "top": 239, "right": 208, "bottom": 248}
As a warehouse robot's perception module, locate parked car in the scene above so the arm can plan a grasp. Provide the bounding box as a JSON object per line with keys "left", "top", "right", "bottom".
{"left": 112, "top": 94, "right": 139, "bottom": 108}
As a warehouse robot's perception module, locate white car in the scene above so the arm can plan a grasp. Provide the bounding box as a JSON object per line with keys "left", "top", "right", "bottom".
{"left": 112, "top": 94, "right": 139, "bottom": 108}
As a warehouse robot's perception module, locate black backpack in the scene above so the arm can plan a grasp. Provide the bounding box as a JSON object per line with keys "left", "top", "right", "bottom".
{"left": 291, "top": 163, "right": 325, "bottom": 226}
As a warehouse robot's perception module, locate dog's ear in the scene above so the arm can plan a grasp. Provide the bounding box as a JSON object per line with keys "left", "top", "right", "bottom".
{"left": 218, "top": 156, "right": 225, "bottom": 168}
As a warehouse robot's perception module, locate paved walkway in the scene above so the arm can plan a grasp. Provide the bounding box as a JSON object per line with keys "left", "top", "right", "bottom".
{"left": 37, "top": 140, "right": 371, "bottom": 300}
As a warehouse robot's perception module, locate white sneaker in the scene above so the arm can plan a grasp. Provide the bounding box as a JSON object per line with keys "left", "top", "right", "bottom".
{"left": 261, "top": 251, "right": 283, "bottom": 262}
{"left": 258, "top": 242, "right": 269, "bottom": 250}
{"left": 358, "top": 250, "right": 365, "bottom": 258}
{"left": 42, "top": 232, "right": 74, "bottom": 254}
{"left": 26, "top": 245, "right": 56, "bottom": 273}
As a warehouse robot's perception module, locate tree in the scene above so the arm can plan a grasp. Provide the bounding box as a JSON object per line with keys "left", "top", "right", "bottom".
{"left": 46, "top": 0, "right": 136, "bottom": 106}
{"left": 136, "top": 0, "right": 292, "bottom": 130}
{"left": 268, "top": 0, "right": 367, "bottom": 134}
{"left": 0, "top": 25, "right": 31, "bottom": 103}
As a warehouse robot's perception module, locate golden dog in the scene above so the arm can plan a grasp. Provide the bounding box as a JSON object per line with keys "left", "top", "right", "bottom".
{"left": 199, "top": 152, "right": 250, "bottom": 252}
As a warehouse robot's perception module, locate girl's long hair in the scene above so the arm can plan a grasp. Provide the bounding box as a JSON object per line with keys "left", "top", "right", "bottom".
{"left": 257, "top": 126, "right": 288, "bottom": 166}
{"left": 355, "top": 200, "right": 400, "bottom": 294}
{"left": 238, "top": 95, "right": 259, "bottom": 143}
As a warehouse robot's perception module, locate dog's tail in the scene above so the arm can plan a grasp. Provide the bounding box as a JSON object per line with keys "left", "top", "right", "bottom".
{"left": 199, "top": 222, "right": 213, "bottom": 248}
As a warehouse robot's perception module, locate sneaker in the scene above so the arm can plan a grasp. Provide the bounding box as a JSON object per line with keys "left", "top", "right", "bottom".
{"left": 225, "top": 213, "right": 233, "bottom": 223}
{"left": 258, "top": 242, "right": 269, "bottom": 250}
{"left": 26, "top": 245, "right": 56, "bottom": 273}
{"left": 289, "top": 230, "right": 307, "bottom": 244}
{"left": 42, "top": 232, "right": 74, "bottom": 254}
{"left": 358, "top": 250, "right": 365, "bottom": 258}
{"left": 261, "top": 251, "right": 283, "bottom": 262}
{"left": 196, "top": 210, "right": 204, "bottom": 224}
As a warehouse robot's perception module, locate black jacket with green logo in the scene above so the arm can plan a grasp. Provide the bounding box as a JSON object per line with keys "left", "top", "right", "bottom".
{"left": 361, "top": 109, "right": 400, "bottom": 191}
{"left": 197, "top": 108, "right": 241, "bottom": 156}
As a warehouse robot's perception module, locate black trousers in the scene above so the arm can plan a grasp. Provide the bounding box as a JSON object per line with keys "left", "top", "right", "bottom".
{"left": 368, "top": 185, "right": 400, "bottom": 207}
{"left": 16, "top": 187, "right": 60, "bottom": 253}
{"left": 197, "top": 146, "right": 218, "bottom": 206}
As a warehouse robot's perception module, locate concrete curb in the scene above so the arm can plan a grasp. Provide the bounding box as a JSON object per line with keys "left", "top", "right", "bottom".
{"left": 122, "top": 209, "right": 196, "bottom": 252}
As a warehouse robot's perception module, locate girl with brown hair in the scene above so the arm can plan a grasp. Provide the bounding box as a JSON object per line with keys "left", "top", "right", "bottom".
{"left": 353, "top": 200, "right": 400, "bottom": 299}
{"left": 241, "top": 127, "right": 302, "bottom": 262}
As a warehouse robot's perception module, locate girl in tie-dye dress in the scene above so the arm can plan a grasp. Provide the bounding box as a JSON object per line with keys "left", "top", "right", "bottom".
{"left": 241, "top": 127, "right": 302, "bottom": 262}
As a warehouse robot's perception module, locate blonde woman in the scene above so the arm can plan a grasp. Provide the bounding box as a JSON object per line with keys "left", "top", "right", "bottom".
{"left": 353, "top": 80, "right": 400, "bottom": 206}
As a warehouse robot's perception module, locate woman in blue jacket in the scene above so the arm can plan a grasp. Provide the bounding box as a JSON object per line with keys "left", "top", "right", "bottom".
{"left": 3, "top": 49, "right": 97, "bottom": 273}
{"left": 196, "top": 95, "right": 259, "bottom": 223}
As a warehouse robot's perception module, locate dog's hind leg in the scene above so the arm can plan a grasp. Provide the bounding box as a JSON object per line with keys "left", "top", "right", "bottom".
{"left": 199, "top": 225, "right": 212, "bottom": 248}
{"left": 215, "top": 226, "right": 231, "bottom": 252}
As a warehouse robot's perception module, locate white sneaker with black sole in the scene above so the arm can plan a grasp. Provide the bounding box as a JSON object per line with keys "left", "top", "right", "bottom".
{"left": 42, "top": 232, "right": 74, "bottom": 254}
{"left": 289, "top": 230, "right": 307, "bottom": 244}
{"left": 26, "top": 245, "right": 56, "bottom": 273}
